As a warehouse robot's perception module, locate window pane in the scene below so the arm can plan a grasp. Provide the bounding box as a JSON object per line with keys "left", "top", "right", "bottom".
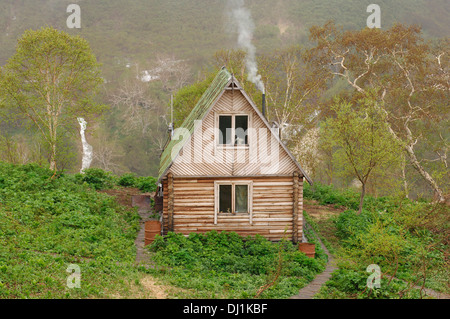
{"left": 235, "top": 185, "right": 248, "bottom": 213}
{"left": 219, "top": 116, "right": 232, "bottom": 144}
{"left": 219, "top": 185, "right": 232, "bottom": 213}
{"left": 235, "top": 115, "right": 248, "bottom": 145}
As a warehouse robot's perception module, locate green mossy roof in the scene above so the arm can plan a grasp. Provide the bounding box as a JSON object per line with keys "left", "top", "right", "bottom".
{"left": 157, "top": 67, "right": 232, "bottom": 181}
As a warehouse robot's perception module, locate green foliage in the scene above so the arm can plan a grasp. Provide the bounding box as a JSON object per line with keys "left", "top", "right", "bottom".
{"left": 172, "top": 71, "right": 217, "bottom": 128}
{"left": 136, "top": 176, "right": 157, "bottom": 193}
{"left": 334, "top": 210, "right": 377, "bottom": 240}
{"left": 306, "top": 180, "right": 449, "bottom": 298}
{"left": 0, "top": 162, "right": 141, "bottom": 298}
{"left": 0, "top": 26, "right": 105, "bottom": 171}
{"left": 78, "top": 168, "right": 117, "bottom": 190}
{"left": 304, "top": 182, "right": 360, "bottom": 210}
{"left": 118, "top": 173, "right": 157, "bottom": 192}
{"left": 118, "top": 173, "right": 138, "bottom": 187}
{"left": 315, "top": 267, "right": 422, "bottom": 299}
{"left": 321, "top": 97, "right": 402, "bottom": 212}
{"left": 147, "top": 231, "right": 326, "bottom": 298}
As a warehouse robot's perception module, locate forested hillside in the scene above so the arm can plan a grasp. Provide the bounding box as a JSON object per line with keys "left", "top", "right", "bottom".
{"left": 0, "top": 0, "right": 448, "bottom": 199}
{"left": 1, "top": 0, "right": 448, "bottom": 75}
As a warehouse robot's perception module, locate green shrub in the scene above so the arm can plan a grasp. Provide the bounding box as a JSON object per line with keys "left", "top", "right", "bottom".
{"left": 334, "top": 210, "right": 377, "bottom": 240}
{"left": 136, "top": 176, "right": 157, "bottom": 192}
{"left": 118, "top": 173, "right": 138, "bottom": 187}
{"left": 79, "top": 168, "right": 116, "bottom": 190}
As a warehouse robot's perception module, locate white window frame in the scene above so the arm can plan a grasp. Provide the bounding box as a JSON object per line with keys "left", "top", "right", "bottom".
{"left": 215, "top": 113, "right": 251, "bottom": 149}
{"left": 214, "top": 180, "right": 253, "bottom": 225}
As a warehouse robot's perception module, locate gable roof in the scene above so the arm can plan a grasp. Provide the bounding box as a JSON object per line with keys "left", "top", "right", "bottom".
{"left": 157, "top": 67, "right": 313, "bottom": 185}
{"left": 157, "top": 67, "right": 232, "bottom": 181}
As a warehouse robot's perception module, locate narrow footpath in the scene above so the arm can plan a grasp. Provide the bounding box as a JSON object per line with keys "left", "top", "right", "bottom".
{"left": 290, "top": 234, "right": 337, "bottom": 299}
{"left": 132, "top": 195, "right": 154, "bottom": 265}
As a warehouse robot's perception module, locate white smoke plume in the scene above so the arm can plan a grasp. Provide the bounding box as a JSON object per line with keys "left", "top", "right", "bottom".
{"left": 227, "top": 0, "right": 265, "bottom": 93}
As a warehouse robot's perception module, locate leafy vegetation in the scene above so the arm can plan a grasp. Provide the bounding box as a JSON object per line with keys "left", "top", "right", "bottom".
{"left": 144, "top": 230, "right": 326, "bottom": 298}
{"left": 321, "top": 97, "right": 401, "bottom": 213}
{"left": 0, "top": 27, "right": 105, "bottom": 173}
{"left": 304, "top": 183, "right": 449, "bottom": 299}
{"left": 0, "top": 162, "right": 142, "bottom": 298}
{"left": 73, "top": 168, "right": 157, "bottom": 193}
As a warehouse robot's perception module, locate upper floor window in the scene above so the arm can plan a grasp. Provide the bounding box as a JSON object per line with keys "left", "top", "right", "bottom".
{"left": 218, "top": 114, "right": 248, "bottom": 146}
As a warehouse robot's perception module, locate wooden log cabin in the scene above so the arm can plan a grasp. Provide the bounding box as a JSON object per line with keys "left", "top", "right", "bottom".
{"left": 156, "top": 67, "right": 312, "bottom": 243}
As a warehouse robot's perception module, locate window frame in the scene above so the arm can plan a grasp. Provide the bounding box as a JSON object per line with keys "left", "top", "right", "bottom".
{"left": 214, "top": 180, "right": 253, "bottom": 225}
{"left": 215, "top": 113, "right": 251, "bottom": 149}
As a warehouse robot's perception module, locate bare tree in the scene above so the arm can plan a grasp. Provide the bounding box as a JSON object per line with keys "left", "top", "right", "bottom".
{"left": 110, "top": 80, "right": 157, "bottom": 136}
{"left": 91, "top": 135, "right": 125, "bottom": 174}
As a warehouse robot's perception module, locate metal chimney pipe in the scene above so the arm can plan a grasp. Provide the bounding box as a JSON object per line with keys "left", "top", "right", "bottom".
{"left": 262, "top": 92, "right": 266, "bottom": 118}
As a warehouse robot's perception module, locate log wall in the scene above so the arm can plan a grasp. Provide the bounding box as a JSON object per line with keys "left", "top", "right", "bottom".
{"left": 162, "top": 175, "right": 303, "bottom": 241}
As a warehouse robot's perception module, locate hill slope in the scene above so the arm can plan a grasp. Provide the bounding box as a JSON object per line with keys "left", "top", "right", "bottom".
{"left": 1, "top": 0, "right": 448, "bottom": 81}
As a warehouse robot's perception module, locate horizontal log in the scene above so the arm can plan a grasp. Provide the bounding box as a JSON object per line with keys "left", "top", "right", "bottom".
{"left": 173, "top": 196, "right": 214, "bottom": 200}
{"left": 173, "top": 176, "right": 293, "bottom": 181}
{"left": 253, "top": 182, "right": 293, "bottom": 186}
{"left": 173, "top": 191, "right": 214, "bottom": 196}
{"left": 173, "top": 207, "right": 215, "bottom": 212}
{"left": 253, "top": 201, "right": 293, "bottom": 206}
{"left": 174, "top": 224, "right": 293, "bottom": 230}
{"left": 174, "top": 200, "right": 214, "bottom": 205}
{"left": 252, "top": 218, "right": 292, "bottom": 222}
{"left": 173, "top": 187, "right": 213, "bottom": 191}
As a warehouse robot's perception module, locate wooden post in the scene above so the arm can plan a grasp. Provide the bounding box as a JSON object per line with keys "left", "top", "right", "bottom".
{"left": 168, "top": 172, "right": 174, "bottom": 232}
{"left": 292, "top": 171, "right": 300, "bottom": 243}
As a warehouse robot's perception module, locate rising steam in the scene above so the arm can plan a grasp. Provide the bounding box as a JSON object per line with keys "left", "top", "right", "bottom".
{"left": 227, "top": 0, "right": 265, "bottom": 93}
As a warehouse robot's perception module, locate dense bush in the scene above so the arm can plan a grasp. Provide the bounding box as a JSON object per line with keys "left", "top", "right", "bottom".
{"left": 118, "top": 173, "right": 138, "bottom": 187}
{"left": 116, "top": 172, "right": 157, "bottom": 193}
{"left": 334, "top": 210, "right": 377, "bottom": 240}
{"left": 73, "top": 168, "right": 157, "bottom": 193}
{"left": 136, "top": 176, "right": 157, "bottom": 193}
{"left": 147, "top": 231, "right": 326, "bottom": 298}
{"left": 77, "top": 168, "right": 117, "bottom": 190}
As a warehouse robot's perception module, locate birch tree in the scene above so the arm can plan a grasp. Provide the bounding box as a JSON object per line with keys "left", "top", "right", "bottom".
{"left": 0, "top": 27, "right": 104, "bottom": 173}
{"left": 307, "top": 22, "right": 449, "bottom": 202}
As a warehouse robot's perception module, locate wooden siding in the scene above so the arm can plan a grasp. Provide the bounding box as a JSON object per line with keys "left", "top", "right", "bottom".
{"left": 169, "top": 90, "right": 298, "bottom": 177}
{"left": 162, "top": 176, "right": 303, "bottom": 241}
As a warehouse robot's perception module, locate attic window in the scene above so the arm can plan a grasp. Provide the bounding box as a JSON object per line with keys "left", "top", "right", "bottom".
{"left": 218, "top": 115, "right": 249, "bottom": 146}
{"left": 219, "top": 115, "right": 232, "bottom": 145}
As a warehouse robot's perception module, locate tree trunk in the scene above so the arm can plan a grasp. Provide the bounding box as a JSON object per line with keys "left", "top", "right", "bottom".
{"left": 386, "top": 119, "right": 445, "bottom": 203}
{"left": 358, "top": 182, "right": 366, "bottom": 215}
{"left": 405, "top": 143, "right": 445, "bottom": 203}
{"left": 401, "top": 155, "right": 409, "bottom": 199}
{"left": 49, "top": 142, "right": 57, "bottom": 173}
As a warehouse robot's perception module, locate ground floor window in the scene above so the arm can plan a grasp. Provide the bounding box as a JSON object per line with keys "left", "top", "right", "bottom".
{"left": 215, "top": 181, "right": 252, "bottom": 224}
